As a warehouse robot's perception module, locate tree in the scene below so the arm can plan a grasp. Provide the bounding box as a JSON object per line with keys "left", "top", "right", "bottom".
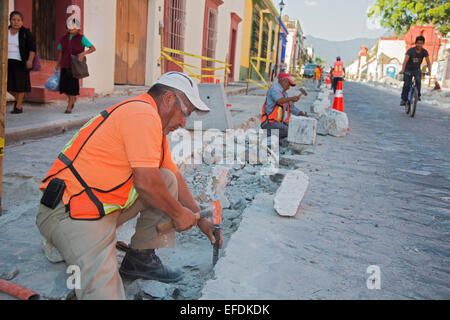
{"left": 314, "top": 57, "right": 326, "bottom": 65}
{"left": 368, "top": 0, "right": 450, "bottom": 36}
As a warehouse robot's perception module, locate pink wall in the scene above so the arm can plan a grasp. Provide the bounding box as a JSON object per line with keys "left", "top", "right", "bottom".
{"left": 14, "top": 0, "right": 32, "bottom": 29}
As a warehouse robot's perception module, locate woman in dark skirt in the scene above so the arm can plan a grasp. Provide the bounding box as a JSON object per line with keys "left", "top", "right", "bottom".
{"left": 56, "top": 21, "right": 96, "bottom": 114}
{"left": 7, "top": 11, "right": 36, "bottom": 114}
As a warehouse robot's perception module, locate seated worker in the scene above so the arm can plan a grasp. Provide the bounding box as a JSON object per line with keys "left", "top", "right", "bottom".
{"left": 36, "top": 72, "right": 223, "bottom": 300}
{"left": 261, "top": 72, "right": 308, "bottom": 139}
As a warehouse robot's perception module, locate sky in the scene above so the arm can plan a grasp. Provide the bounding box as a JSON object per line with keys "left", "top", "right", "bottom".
{"left": 281, "top": 0, "right": 388, "bottom": 41}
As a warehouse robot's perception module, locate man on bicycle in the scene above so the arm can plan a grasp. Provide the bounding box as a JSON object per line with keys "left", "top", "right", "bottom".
{"left": 399, "top": 36, "right": 431, "bottom": 106}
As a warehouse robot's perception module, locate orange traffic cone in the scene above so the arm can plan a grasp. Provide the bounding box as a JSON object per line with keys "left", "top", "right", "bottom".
{"left": 325, "top": 75, "right": 331, "bottom": 89}
{"left": 333, "top": 81, "right": 344, "bottom": 112}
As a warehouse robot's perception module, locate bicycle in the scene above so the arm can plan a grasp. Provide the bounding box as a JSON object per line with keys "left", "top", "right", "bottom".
{"left": 403, "top": 72, "right": 426, "bottom": 118}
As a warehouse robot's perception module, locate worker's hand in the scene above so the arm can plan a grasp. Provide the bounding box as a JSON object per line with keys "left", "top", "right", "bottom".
{"left": 78, "top": 53, "right": 85, "bottom": 62}
{"left": 173, "top": 207, "right": 197, "bottom": 232}
{"left": 399, "top": 70, "right": 405, "bottom": 75}
{"left": 291, "top": 96, "right": 301, "bottom": 103}
{"left": 198, "top": 218, "right": 223, "bottom": 248}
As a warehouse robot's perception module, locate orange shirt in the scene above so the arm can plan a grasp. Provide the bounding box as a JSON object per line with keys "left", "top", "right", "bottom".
{"left": 40, "top": 93, "right": 178, "bottom": 204}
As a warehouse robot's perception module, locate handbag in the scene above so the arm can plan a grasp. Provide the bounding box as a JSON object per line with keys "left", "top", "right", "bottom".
{"left": 31, "top": 52, "right": 41, "bottom": 71}
{"left": 68, "top": 36, "right": 89, "bottom": 79}
{"left": 70, "top": 54, "right": 89, "bottom": 79}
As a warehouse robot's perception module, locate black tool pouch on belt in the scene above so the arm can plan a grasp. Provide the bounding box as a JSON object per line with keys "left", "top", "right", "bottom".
{"left": 41, "top": 178, "right": 66, "bottom": 209}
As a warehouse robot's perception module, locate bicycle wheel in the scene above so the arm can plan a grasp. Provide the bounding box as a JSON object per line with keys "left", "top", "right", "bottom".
{"left": 405, "top": 100, "right": 411, "bottom": 114}
{"left": 410, "top": 88, "right": 418, "bottom": 118}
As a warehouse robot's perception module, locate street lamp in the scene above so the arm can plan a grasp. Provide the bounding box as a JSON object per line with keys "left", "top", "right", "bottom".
{"left": 274, "top": 0, "right": 285, "bottom": 79}
{"left": 279, "top": 0, "right": 285, "bottom": 15}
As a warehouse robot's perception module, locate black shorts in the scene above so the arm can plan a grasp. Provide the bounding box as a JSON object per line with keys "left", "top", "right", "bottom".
{"left": 7, "top": 59, "right": 31, "bottom": 93}
{"left": 59, "top": 68, "right": 80, "bottom": 96}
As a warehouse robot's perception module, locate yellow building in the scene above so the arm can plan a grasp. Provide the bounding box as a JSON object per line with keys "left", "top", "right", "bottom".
{"left": 239, "top": 0, "right": 283, "bottom": 82}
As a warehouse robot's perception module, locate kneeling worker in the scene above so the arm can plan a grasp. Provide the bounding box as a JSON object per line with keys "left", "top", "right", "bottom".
{"left": 261, "top": 72, "right": 307, "bottom": 139}
{"left": 36, "top": 72, "right": 223, "bottom": 300}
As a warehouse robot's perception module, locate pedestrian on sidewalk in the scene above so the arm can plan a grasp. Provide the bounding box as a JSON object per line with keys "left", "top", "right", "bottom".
{"left": 280, "top": 59, "right": 287, "bottom": 73}
{"left": 7, "top": 11, "right": 36, "bottom": 114}
{"left": 261, "top": 72, "right": 308, "bottom": 139}
{"left": 56, "top": 19, "right": 96, "bottom": 114}
{"left": 36, "top": 72, "right": 223, "bottom": 300}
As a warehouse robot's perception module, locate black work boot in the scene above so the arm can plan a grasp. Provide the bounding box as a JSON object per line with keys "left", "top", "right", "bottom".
{"left": 119, "top": 248, "right": 183, "bottom": 283}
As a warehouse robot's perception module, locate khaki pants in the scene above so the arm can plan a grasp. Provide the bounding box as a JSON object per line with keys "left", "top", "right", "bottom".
{"left": 36, "top": 169, "right": 178, "bottom": 300}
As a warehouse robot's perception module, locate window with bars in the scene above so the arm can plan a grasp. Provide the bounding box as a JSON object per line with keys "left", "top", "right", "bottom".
{"left": 167, "top": 0, "right": 186, "bottom": 60}
{"left": 260, "top": 19, "right": 269, "bottom": 74}
{"left": 250, "top": 8, "right": 260, "bottom": 57}
{"left": 205, "top": 8, "right": 218, "bottom": 68}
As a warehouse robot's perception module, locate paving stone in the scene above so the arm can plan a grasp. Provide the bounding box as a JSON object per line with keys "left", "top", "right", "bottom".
{"left": 287, "top": 116, "right": 317, "bottom": 145}
{"left": 312, "top": 100, "right": 330, "bottom": 114}
{"left": 317, "top": 109, "right": 349, "bottom": 137}
{"left": 274, "top": 169, "right": 309, "bottom": 217}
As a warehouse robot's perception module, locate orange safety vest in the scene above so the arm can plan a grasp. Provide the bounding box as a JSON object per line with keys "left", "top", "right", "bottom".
{"left": 333, "top": 61, "right": 344, "bottom": 77}
{"left": 261, "top": 100, "right": 291, "bottom": 125}
{"left": 41, "top": 98, "right": 166, "bottom": 221}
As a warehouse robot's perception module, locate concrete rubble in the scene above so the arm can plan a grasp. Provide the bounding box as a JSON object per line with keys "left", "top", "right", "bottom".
{"left": 312, "top": 100, "right": 330, "bottom": 114}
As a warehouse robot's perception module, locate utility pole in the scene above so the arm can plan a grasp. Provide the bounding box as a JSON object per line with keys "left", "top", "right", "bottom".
{"left": 275, "top": 0, "right": 285, "bottom": 78}
{"left": 0, "top": 0, "right": 9, "bottom": 215}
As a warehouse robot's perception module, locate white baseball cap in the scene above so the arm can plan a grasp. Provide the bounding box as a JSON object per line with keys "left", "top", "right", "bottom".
{"left": 153, "top": 72, "right": 210, "bottom": 112}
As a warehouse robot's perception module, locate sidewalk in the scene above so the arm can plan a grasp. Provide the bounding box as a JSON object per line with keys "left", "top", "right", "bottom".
{"left": 5, "top": 82, "right": 260, "bottom": 146}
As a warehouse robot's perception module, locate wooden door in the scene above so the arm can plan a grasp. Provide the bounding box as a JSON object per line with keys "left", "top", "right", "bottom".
{"left": 115, "top": 0, "right": 148, "bottom": 85}
{"left": 228, "top": 29, "right": 237, "bottom": 82}
{"left": 32, "top": 0, "right": 57, "bottom": 61}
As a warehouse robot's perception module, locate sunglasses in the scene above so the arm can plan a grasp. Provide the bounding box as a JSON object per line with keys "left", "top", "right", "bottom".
{"left": 174, "top": 93, "right": 198, "bottom": 117}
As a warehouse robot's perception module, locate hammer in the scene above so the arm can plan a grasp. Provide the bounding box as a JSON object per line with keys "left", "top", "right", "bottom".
{"left": 157, "top": 166, "right": 229, "bottom": 234}
{"left": 156, "top": 206, "right": 215, "bottom": 233}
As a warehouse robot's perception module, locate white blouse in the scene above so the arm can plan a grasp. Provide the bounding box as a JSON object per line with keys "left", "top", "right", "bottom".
{"left": 8, "top": 30, "right": 22, "bottom": 61}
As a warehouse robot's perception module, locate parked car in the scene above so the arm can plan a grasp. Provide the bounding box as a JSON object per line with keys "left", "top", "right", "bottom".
{"left": 303, "top": 63, "right": 317, "bottom": 78}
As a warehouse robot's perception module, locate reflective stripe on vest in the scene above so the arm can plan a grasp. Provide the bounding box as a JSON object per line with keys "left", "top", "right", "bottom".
{"left": 42, "top": 99, "right": 155, "bottom": 221}
{"left": 261, "top": 101, "right": 291, "bottom": 125}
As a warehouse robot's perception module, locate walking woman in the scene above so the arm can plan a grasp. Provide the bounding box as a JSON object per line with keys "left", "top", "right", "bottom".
{"left": 56, "top": 20, "right": 96, "bottom": 114}
{"left": 7, "top": 11, "right": 36, "bottom": 114}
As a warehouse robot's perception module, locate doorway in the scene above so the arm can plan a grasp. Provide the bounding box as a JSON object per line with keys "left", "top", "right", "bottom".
{"left": 115, "top": 0, "right": 148, "bottom": 85}
{"left": 32, "top": 0, "right": 56, "bottom": 61}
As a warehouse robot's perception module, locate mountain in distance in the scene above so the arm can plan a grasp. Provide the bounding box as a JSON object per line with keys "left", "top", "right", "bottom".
{"left": 304, "top": 35, "right": 382, "bottom": 67}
